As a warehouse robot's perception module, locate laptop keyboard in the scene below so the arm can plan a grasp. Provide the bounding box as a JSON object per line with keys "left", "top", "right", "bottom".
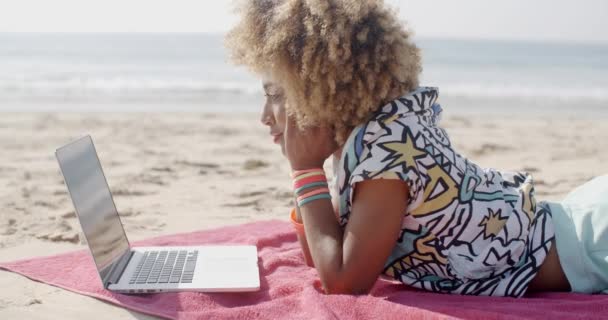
{"left": 129, "top": 250, "right": 198, "bottom": 285}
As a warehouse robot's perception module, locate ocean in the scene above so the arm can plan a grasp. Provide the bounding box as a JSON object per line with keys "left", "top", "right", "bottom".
{"left": 1, "top": 33, "right": 607, "bottom": 115}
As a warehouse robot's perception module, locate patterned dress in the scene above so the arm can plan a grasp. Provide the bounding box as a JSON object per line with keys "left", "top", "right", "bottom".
{"left": 335, "top": 87, "right": 555, "bottom": 297}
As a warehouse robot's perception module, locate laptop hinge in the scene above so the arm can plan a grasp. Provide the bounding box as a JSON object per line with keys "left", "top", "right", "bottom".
{"left": 104, "top": 250, "right": 134, "bottom": 288}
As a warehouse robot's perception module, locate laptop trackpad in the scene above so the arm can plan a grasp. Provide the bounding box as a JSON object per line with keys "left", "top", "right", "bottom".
{"left": 197, "top": 246, "right": 259, "bottom": 289}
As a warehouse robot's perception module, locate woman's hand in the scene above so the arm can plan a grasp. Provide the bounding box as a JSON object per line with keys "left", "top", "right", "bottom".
{"left": 284, "top": 115, "right": 338, "bottom": 171}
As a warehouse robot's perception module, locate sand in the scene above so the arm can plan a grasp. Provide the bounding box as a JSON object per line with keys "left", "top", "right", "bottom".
{"left": 0, "top": 112, "right": 606, "bottom": 319}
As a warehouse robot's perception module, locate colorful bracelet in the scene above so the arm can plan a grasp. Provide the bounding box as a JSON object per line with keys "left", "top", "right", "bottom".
{"left": 291, "top": 168, "right": 325, "bottom": 179}
{"left": 291, "top": 168, "right": 331, "bottom": 207}
{"left": 293, "top": 170, "right": 325, "bottom": 184}
{"left": 296, "top": 187, "right": 330, "bottom": 203}
{"left": 294, "top": 181, "right": 328, "bottom": 195}
{"left": 293, "top": 171, "right": 325, "bottom": 181}
{"left": 293, "top": 175, "right": 327, "bottom": 191}
{"left": 298, "top": 193, "right": 332, "bottom": 207}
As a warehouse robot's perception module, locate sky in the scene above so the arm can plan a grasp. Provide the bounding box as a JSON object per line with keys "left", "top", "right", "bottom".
{"left": 0, "top": 0, "right": 607, "bottom": 44}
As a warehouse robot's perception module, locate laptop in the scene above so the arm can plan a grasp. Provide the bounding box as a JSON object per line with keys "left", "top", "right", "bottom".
{"left": 55, "top": 135, "right": 260, "bottom": 294}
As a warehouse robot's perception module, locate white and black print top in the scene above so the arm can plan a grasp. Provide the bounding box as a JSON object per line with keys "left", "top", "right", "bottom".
{"left": 335, "top": 87, "right": 555, "bottom": 297}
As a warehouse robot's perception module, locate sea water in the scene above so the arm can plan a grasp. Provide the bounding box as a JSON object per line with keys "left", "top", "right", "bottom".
{"left": 0, "top": 33, "right": 606, "bottom": 115}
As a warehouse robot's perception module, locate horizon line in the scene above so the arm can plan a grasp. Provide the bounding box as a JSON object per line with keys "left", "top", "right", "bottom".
{"left": 1, "top": 31, "right": 607, "bottom": 46}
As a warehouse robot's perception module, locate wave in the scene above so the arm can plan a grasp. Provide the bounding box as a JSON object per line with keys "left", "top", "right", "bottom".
{"left": 0, "top": 77, "right": 262, "bottom": 98}
{"left": 1, "top": 77, "right": 607, "bottom": 103}
{"left": 439, "top": 83, "right": 608, "bottom": 102}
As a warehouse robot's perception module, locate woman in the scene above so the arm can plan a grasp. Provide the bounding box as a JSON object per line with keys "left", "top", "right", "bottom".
{"left": 226, "top": 0, "right": 608, "bottom": 297}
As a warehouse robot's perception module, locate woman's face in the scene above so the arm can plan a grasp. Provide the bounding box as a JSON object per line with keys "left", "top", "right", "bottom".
{"left": 261, "top": 82, "right": 287, "bottom": 154}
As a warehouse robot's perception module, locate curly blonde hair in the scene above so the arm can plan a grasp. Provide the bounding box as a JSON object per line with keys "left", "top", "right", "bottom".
{"left": 226, "top": 0, "right": 422, "bottom": 143}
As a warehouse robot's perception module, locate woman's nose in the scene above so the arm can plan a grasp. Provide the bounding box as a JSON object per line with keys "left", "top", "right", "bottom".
{"left": 261, "top": 115, "right": 274, "bottom": 126}
{"left": 261, "top": 105, "right": 275, "bottom": 126}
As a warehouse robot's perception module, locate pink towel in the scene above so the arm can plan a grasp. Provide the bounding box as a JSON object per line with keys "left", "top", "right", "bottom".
{"left": 1, "top": 220, "right": 606, "bottom": 320}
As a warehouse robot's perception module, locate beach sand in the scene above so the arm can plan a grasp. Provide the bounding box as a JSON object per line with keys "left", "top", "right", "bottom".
{"left": 0, "top": 112, "right": 606, "bottom": 319}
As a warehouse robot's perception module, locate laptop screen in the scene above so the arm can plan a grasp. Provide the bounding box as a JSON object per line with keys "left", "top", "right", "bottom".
{"left": 56, "top": 136, "right": 130, "bottom": 282}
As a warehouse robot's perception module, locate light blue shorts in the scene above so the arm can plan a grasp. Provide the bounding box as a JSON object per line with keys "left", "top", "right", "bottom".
{"left": 547, "top": 175, "right": 608, "bottom": 294}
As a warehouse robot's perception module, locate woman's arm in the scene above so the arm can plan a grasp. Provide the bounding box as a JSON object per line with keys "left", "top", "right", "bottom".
{"left": 294, "top": 204, "right": 315, "bottom": 267}
{"left": 526, "top": 239, "right": 571, "bottom": 292}
{"left": 299, "top": 179, "right": 408, "bottom": 294}
{"left": 293, "top": 177, "right": 341, "bottom": 268}
{"left": 283, "top": 115, "right": 407, "bottom": 294}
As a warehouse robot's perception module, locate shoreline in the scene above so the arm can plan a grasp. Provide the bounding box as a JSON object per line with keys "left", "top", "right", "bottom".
{"left": 1, "top": 95, "right": 607, "bottom": 118}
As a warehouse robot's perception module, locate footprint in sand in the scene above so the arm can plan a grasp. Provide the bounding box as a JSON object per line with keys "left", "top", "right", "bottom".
{"left": 175, "top": 160, "right": 225, "bottom": 176}
{"left": 113, "top": 189, "right": 154, "bottom": 197}
{"left": 36, "top": 220, "right": 79, "bottom": 243}
{"left": 242, "top": 159, "right": 270, "bottom": 171}
{"left": 1, "top": 218, "right": 17, "bottom": 235}
{"left": 236, "top": 187, "right": 281, "bottom": 200}
{"left": 33, "top": 200, "right": 59, "bottom": 210}
{"left": 175, "top": 160, "right": 220, "bottom": 169}
{"left": 471, "top": 143, "right": 513, "bottom": 156}
{"left": 217, "top": 169, "right": 235, "bottom": 176}
{"left": 61, "top": 211, "right": 76, "bottom": 218}
{"left": 119, "top": 209, "right": 141, "bottom": 217}
{"left": 150, "top": 223, "right": 167, "bottom": 231}
{"left": 239, "top": 143, "right": 264, "bottom": 152}
{"left": 37, "top": 232, "right": 79, "bottom": 243}
{"left": 0, "top": 166, "right": 16, "bottom": 173}
{"left": 208, "top": 127, "right": 238, "bottom": 136}
{"left": 124, "top": 218, "right": 160, "bottom": 231}
{"left": 14, "top": 206, "right": 29, "bottom": 215}
{"left": 225, "top": 187, "right": 290, "bottom": 210}
{"left": 237, "top": 188, "right": 292, "bottom": 200}
{"left": 135, "top": 174, "right": 167, "bottom": 186}
{"left": 52, "top": 190, "right": 68, "bottom": 196}
{"left": 446, "top": 116, "right": 472, "bottom": 127}
{"left": 521, "top": 166, "right": 540, "bottom": 173}
{"left": 273, "top": 190, "right": 294, "bottom": 200}
{"left": 224, "top": 199, "right": 261, "bottom": 208}
{"left": 237, "top": 190, "right": 268, "bottom": 198}
{"left": 26, "top": 299, "right": 42, "bottom": 306}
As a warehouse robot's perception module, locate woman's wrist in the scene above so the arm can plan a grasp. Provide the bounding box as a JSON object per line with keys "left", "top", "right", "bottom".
{"left": 289, "top": 161, "right": 326, "bottom": 172}
{"left": 290, "top": 207, "right": 315, "bottom": 267}
{"left": 292, "top": 168, "right": 331, "bottom": 208}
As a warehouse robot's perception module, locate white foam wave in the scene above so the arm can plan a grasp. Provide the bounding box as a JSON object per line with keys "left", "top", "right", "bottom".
{"left": 1, "top": 77, "right": 607, "bottom": 103}
{"left": 440, "top": 83, "right": 608, "bottom": 102}
{"left": 0, "top": 77, "right": 262, "bottom": 97}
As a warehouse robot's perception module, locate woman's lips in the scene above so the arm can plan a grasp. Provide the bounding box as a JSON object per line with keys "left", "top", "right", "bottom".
{"left": 272, "top": 133, "right": 283, "bottom": 144}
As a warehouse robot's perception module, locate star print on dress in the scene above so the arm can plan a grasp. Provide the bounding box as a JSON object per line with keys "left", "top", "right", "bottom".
{"left": 335, "top": 87, "right": 555, "bottom": 297}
